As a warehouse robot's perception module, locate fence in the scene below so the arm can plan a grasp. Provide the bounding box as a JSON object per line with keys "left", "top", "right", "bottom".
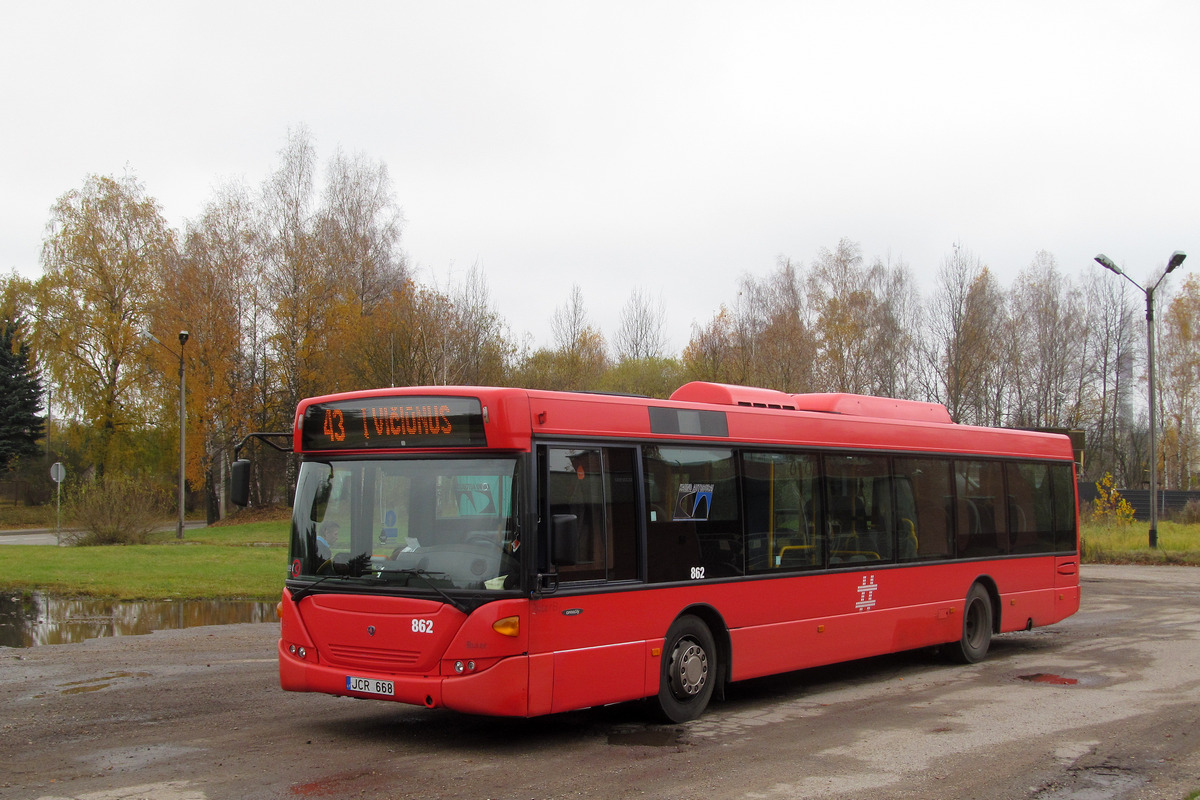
{"left": 1077, "top": 483, "right": 1200, "bottom": 521}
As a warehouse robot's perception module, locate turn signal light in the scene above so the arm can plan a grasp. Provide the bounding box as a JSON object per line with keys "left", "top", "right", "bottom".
{"left": 492, "top": 616, "right": 520, "bottom": 637}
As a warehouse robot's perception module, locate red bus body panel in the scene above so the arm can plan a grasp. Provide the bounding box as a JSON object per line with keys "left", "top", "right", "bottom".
{"left": 279, "top": 558, "right": 1080, "bottom": 717}
{"left": 279, "top": 384, "right": 1081, "bottom": 717}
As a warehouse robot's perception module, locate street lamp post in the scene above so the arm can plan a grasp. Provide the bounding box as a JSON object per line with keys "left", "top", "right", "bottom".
{"left": 176, "top": 331, "right": 188, "bottom": 539}
{"left": 1094, "top": 251, "right": 1187, "bottom": 549}
{"left": 144, "top": 329, "right": 189, "bottom": 539}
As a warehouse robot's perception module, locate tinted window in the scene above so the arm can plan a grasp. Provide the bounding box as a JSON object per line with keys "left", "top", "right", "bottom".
{"left": 743, "top": 452, "right": 821, "bottom": 572}
{"left": 955, "top": 460, "right": 1008, "bottom": 557}
{"left": 643, "top": 447, "right": 740, "bottom": 581}
{"left": 545, "top": 447, "right": 638, "bottom": 582}
{"left": 1008, "top": 462, "right": 1054, "bottom": 553}
{"left": 824, "top": 454, "right": 893, "bottom": 565}
{"left": 1052, "top": 463, "right": 1077, "bottom": 551}
{"left": 893, "top": 458, "right": 953, "bottom": 560}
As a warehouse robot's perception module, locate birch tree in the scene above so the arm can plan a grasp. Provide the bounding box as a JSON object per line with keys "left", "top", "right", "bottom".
{"left": 36, "top": 173, "right": 176, "bottom": 475}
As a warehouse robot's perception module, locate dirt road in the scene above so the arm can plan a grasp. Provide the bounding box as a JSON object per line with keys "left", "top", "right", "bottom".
{"left": 2, "top": 565, "right": 1198, "bottom": 800}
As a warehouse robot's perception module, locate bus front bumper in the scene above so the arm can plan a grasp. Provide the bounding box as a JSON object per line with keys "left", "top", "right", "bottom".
{"left": 278, "top": 639, "right": 531, "bottom": 717}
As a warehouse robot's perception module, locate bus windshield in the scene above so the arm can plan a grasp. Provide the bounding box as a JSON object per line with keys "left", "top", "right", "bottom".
{"left": 289, "top": 457, "right": 522, "bottom": 593}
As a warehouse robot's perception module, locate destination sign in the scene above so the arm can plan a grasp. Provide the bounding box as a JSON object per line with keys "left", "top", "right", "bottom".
{"left": 300, "top": 396, "right": 487, "bottom": 451}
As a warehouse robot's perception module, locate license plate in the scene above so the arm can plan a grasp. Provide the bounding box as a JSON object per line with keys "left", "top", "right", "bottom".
{"left": 346, "top": 676, "right": 394, "bottom": 696}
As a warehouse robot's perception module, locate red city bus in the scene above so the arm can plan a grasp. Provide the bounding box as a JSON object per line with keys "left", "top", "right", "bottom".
{"left": 231, "top": 382, "right": 1080, "bottom": 722}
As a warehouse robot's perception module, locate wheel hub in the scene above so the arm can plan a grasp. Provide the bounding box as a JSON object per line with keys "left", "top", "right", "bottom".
{"left": 671, "top": 640, "right": 708, "bottom": 697}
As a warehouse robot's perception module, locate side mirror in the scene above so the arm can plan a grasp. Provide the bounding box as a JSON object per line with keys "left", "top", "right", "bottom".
{"left": 230, "top": 459, "right": 251, "bottom": 507}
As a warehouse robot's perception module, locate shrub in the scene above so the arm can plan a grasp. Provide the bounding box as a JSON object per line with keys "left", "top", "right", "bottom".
{"left": 64, "top": 474, "right": 170, "bottom": 545}
{"left": 1091, "top": 473, "right": 1135, "bottom": 526}
{"left": 1175, "top": 499, "right": 1200, "bottom": 525}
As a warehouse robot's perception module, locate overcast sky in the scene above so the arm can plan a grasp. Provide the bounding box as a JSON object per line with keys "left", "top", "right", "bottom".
{"left": 2, "top": 1, "right": 1198, "bottom": 353}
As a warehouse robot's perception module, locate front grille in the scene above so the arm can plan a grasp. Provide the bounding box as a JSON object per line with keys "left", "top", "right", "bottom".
{"left": 324, "top": 643, "right": 422, "bottom": 669}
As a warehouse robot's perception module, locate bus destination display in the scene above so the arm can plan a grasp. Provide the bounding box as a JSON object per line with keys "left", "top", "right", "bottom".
{"left": 301, "top": 397, "right": 487, "bottom": 450}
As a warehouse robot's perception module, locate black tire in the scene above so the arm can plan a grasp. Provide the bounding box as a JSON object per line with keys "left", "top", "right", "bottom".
{"left": 656, "top": 615, "right": 717, "bottom": 723}
{"left": 950, "top": 583, "right": 994, "bottom": 664}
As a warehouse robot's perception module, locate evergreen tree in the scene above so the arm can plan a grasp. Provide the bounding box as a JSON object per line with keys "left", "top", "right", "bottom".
{"left": 0, "top": 316, "right": 44, "bottom": 471}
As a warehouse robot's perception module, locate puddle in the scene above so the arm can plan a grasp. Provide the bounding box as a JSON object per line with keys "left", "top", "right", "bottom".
{"left": 1019, "top": 672, "right": 1079, "bottom": 686}
{"left": 0, "top": 592, "right": 275, "bottom": 648}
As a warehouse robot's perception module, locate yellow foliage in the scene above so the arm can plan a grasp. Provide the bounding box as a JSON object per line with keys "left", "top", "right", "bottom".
{"left": 1092, "top": 473, "right": 1135, "bottom": 526}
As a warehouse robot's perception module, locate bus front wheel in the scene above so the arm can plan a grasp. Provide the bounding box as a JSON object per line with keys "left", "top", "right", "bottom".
{"left": 951, "top": 583, "right": 994, "bottom": 663}
{"left": 656, "top": 615, "right": 717, "bottom": 723}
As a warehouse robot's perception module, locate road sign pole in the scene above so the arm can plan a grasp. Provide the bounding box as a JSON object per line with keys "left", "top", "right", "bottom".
{"left": 50, "top": 462, "right": 65, "bottom": 546}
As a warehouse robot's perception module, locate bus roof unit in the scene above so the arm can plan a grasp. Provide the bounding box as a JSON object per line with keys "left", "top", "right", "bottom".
{"left": 670, "top": 381, "right": 953, "bottom": 424}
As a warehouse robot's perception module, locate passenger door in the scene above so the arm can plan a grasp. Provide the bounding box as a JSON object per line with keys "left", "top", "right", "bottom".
{"left": 529, "top": 445, "right": 646, "bottom": 714}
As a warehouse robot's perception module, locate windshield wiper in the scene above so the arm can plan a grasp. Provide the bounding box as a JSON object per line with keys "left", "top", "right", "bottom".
{"left": 291, "top": 553, "right": 373, "bottom": 604}
{"left": 377, "top": 568, "right": 470, "bottom": 613}
{"left": 291, "top": 572, "right": 339, "bottom": 604}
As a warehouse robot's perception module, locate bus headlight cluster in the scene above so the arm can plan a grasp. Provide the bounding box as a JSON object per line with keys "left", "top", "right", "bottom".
{"left": 289, "top": 643, "right": 308, "bottom": 660}
{"left": 453, "top": 660, "right": 476, "bottom": 673}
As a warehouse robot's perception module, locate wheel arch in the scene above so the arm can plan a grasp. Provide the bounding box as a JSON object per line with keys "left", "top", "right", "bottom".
{"left": 971, "top": 574, "right": 1002, "bottom": 634}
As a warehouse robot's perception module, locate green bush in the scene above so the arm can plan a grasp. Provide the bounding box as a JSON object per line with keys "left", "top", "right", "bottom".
{"left": 64, "top": 474, "right": 170, "bottom": 545}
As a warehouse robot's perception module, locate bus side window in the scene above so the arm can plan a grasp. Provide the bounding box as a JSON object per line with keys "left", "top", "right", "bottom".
{"left": 544, "top": 446, "right": 638, "bottom": 582}
{"left": 1008, "top": 462, "right": 1054, "bottom": 553}
{"left": 1051, "top": 464, "right": 1077, "bottom": 552}
{"left": 644, "top": 447, "right": 741, "bottom": 581}
{"left": 824, "top": 454, "right": 890, "bottom": 564}
{"left": 546, "top": 447, "right": 603, "bottom": 579}
{"left": 894, "top": 457, "right": 952, "bottom": 560}
{"left": 893, "top": 476, "right": 918, "bottom": 559}
{"left": 955, "top": 460, "right": 1008, "bottom": 557}
{"left": 741, "top": 451, "right": 821, "bottom": 573}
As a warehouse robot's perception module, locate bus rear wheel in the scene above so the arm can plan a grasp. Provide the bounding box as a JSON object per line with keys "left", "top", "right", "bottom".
{"left": 656, "top": 615, "right": 717, "bottom": 723}
{"left": 951, "top": 583, "right": 993, "bottom": 663}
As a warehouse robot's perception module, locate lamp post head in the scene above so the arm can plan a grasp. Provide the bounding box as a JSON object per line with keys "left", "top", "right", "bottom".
{"left": 1094, "top": 254, "right": 1123, "bottom": 276}
{"left": 1166, "top": 251, "right": 1187, "bottom": 274}
{"left": 179, "top": 331, "right": 189, "bottom": 347}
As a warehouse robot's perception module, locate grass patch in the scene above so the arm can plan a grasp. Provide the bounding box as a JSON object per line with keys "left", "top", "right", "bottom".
{"left": 3, "top": 513, "right": 1195, "bottom": 602}
{"left": 1081, "top": 521, "right": 1200, "bottom": 565}
{"left": 146, "top": 520, "right": 290, "bottom": 547}
{"left": 0, "top": 520, "right": 290, "bottom": 601}
{"left": 0, "top": 503, "right": 57, "bottom": 529}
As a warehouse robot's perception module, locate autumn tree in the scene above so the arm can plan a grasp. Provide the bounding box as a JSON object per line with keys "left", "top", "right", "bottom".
{"left": 804, "top": 240, "right": 916, "bottom": 397}
{"left": 1008, "top": 252, "right": 1090, "bottom": 429}
{"left": 604, "top": 287, "right": 683, "bottom": 397}
{"left": 1084, "top": 274, "right": 1139, "bottom": 483}
{"left": 317, "top": 148, "right": 408, "bottom": 316}
{"left": 868, "top": 257, "right": 922, "bottom": 400}
{"left": 613, "top": 288, "right": 669, "bottom": 362}
{"left": 517, "top": 285, "right": 609, "bottom": 390}
{"left": 261, "top": 126, "right": 338, "bottom": 410}
{"left": 808, "top": 239, "right": 875, "bottom": 393}
{"left": 352, "top": 281, "right": 455, "bottom": 388}
{"left": 444, "top": 265, "right": 512, "bottom": 385}
{"left": 682, "top": 307, "right": 739, "bottom": 384}
{"left": 167, "top": 182, "right": 264, "bottom": 519}
{"left": 36, "top": 173, "right": 176, "bottom": 475}
{"left": 920, "top": 246, "right": 1007, "bottom": 425}
{"left": 1159, "top": 274, "right": 1200, "bottom": 489}
{"left": 0, "top": 272, "right": 36, "bottom": 321}
{"left": 725, "top": 260, "right": 813, "bottom": 392}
